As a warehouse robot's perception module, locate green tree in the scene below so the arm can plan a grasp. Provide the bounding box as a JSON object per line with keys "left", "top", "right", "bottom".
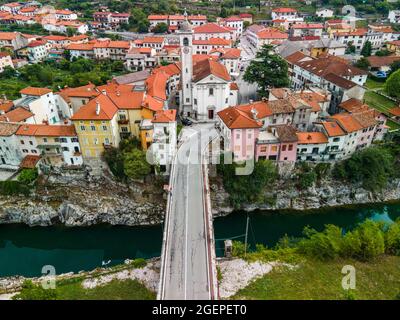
{"left": 355, "top": 57, "right": 370, "bottom": 70}
{"left": 66, "top": 27, "right": 76, "bottom": 37}
{"left": 390, "top": 60, "right": 400, "bottom": 73}
{"left": 243, "top": 44, "right": 289, "bottom": 97}
{"left": 361, "top": 40, "right": 372, "bottom": 57}
{"left": 218, "top": 157, "right": 278, "bottom": 208}
{"left": 123, "top": 149, "right": 151, "bottom": 180}
{"left": 17, "top": 168, "right": 38, "bottom": 184}
{"left": 385, "top": 69, "right": 400, "bottom": 98}
{"left": 153, "top": 22, "right": 168, "bottom": 34}
{"left": 13, "top": 280, "right": 57, "bottom": 300}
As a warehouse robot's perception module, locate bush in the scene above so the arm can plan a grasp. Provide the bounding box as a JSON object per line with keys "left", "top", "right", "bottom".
{"left": 218, "top": 156, "right": 278, "bottom": 208}
{"left": 332, "top": 147, "right": 394, "bottom": 192}
{"left": 0, "top": 181, "right": 31, "bottom": 196}
{"left": 17, "top": 168, "right": 38, "bottom": 184}
{"left": 385, "top": 219, "right": 400, "bottom": 255}
{"left": 298, "top": 225, "right": 343, "bottom": 260}
{"left": 131, "top": 258, "right": 147, "bottom": 268}
{"left": 13, "top": 280, "right": 57, "bottom": 300}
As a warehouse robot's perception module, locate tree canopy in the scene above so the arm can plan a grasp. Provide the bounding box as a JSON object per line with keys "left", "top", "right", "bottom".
{"left": 243, "top": 44, "right": 290, "bottom": 98}
{"left": 385, "top": 69, "right": 400, "bottom": 98}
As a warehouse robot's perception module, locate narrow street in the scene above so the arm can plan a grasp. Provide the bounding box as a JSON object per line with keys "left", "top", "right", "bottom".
{"left": 237, "top": 35, "right": 258, "bottom": 104}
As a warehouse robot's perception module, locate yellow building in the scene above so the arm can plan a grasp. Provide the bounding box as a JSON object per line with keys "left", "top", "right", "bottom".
{"left": 71, "top": 93, "right": 120, "bottom": 160}
{"left": 387, "top": 41, "right": 400, "bottom": 56}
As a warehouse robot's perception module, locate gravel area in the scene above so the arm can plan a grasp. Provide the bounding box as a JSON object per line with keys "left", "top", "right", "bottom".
{"left": 218, "top": 258, "right": 281, "bottom": 299}
{"left": 82, "top": 260, "right": 160, "bottom": 293}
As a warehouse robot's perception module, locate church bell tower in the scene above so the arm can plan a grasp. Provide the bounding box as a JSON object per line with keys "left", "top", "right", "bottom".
{"left": 178, "top": 10, "right": 193, "bottom": 117}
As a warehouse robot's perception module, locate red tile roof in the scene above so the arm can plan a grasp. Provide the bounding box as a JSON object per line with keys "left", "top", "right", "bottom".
{"left": 20, "top": 87, "right": 52, "bottom": 96}
{"left": 20, "top": 155, "right": 40, "bottom": 169}
{"left": 70, "top": 94, "right": 118, "bottom": 121}
{"left": 217, "top": 106, "right": 261, "bottom": 129}
{"left": 193, "top": 58, "right": 230, "bottom": 82}
{"left": 321, "top": 121, "right": 346, "bottom": 137}
{"left": 297, "top": 132, "right": 328, "bottom": 144}
{"left": 272, "top": 7, "right": 297, "bottom": 13}
{"left": 152, "top": 109, "right": 176, "bottom": 123}
{"left": 16, "top": 124, "right": 77, "bottom": 137}
{"left": 0, "top": 107, "right": 33, "bottom": 122}
{"left": 194, "top": 23, "right": 230, "bottom": 34}
{"left": 389, "top": 107, "right": 400, "bottom": 117}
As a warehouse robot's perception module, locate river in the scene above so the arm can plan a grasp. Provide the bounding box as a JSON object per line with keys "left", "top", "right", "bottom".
{"left": 0, "top": 203, "right": 399, "bottom": 277}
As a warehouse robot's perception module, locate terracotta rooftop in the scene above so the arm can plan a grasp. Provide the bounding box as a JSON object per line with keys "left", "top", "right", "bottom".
{"left": 193, "top": 58, "right": 230, "bottom": 82}
{"left": 0, "top": 121, "right": 20, "bottom": 136}
{"left": 270, "top": 124, "right": 298, "bottom": 142}
{"left": 297, "top": 132, "right": 328, "bottom": 144}
{"left": 217, "top": 106, "right": 261, "bottom": 129}
{"left": 16, "top": 124, "right": 77, "bottom": 137}
{"left": 152, "top": 109, "right": 176, "bottom": 123}
{"left": 321, "top": 120, "right": 346, "bottom": 137}
{"left": 0, "top": 107, "right": 33, "bottom": 122}
{"left": 20, "top": 87, "right": 52, "bottom": 96}
{"left": 20, "top": 155, "right": 40, "bottom": 169}
{"left": 194, "top": 23, "right": 230, "bottom": 34}
{"left": 389, "top": 107, "right": 400, "bottom": 117}
{"left": 70, "top": 94, "right": 118, "bottom": 121}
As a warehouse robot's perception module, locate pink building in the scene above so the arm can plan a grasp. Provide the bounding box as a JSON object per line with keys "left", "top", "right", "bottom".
{"left": 256, "top": 125, "right": 298, "bottom": 162}
{"left": 217, "top": 106, "right": 261, "bottom": 162}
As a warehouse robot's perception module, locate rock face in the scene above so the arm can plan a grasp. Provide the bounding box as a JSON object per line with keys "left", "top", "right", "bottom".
{"left": 0, "top": 176, "right": 165, "bottom": 227}
{"left": 211, "top": 178, "right": 400, "bottom": 216}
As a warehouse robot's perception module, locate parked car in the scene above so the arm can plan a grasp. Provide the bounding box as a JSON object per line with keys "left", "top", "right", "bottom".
{"left": 376, "top": 71, "right": 387, "bottom": 79}
{"left": 181, "top": 118, "right": 193, "bottom": 126}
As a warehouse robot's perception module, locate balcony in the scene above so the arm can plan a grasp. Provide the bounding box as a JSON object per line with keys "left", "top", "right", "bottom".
{"left": 118, "top": 119, "right": 129, "bottom": 125}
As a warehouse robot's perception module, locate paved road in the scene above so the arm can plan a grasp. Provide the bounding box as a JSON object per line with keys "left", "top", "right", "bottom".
{"left": 159, "top": 124, "right": 217, "bottom": 300}
{"left": 237, "top": 35, "right": 258, "bottom": 104}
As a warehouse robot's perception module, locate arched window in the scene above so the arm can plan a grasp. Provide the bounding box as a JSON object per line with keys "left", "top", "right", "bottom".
{"left": 183, "top": 37, "right": 189, "bottom": 46}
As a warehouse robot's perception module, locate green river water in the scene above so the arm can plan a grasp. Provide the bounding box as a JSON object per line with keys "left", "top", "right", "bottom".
{"left": 0, "top": 203, "right": 399, "bottom": 277}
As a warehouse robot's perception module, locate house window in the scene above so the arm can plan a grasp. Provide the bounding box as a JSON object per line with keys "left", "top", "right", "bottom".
{"left": 80, "top": 126, "right": 85, "bottom": 131}
{"left": 103, "top": 126, "right": 107, "bottom": 131}
{"left": 20, "top": 140, "right": 24, "bottom": 145}
{"left": 209, "top": 88, "right": 214, "bottom": 96}
{"left": 260, "top": 146, "right": 267, "bottom": 152}
{"left": 91, "top": 126, "right": 96, "bottom": 131}
{"left": 282, "top": 145, "right": 287, "bottom": 151}
{"left": 271, "top": 146, "right": 278, "bottom": 152}
{"left": 288, "top": 144, "right": 293, "bottom": 151}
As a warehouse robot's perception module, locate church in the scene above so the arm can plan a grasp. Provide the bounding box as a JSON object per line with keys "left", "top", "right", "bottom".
{"left": 178, "top": 13, "right": 239, "bottom": 121}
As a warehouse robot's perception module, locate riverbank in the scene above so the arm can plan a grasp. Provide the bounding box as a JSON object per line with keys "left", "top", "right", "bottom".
{"left": 0, "top": 173, "right": 165, "bottom": 227}
{"left": 211, "top": 175, "right": 400, "bottom": 216}
{"left": 233, "top": 255, "right": 400, "bottom": 300}
{"left": 0, "top": 257, "right": 281, "bottom": 300}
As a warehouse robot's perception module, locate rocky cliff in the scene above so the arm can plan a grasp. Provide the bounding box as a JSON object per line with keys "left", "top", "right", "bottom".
{"left": 211, "top": 178, "right": 400, "bottom": 216}
{"left": 0, "top": 175, "right": 165, "bottom": 227}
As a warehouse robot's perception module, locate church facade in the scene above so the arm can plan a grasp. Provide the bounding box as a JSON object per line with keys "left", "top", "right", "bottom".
{"left": 178, "top": 14, "right": 239, "bottom": 121}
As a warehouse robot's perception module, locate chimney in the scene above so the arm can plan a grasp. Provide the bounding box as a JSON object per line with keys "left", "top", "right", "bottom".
{"left": 102, "top": 89, "right": 107, "bottom": 95}
{"left": 116, "top": 90, "right": 120, "bottom": 96}
{"left": 251, "top": 107, "right": 258, "bottom": 120}
{"left": 96, "top": 101, "right": 101, "bottom": 115}
{"left": 5, "top": 116, "right": 9, "bottom": 122}
{"left": 249, "top": 99, "right": 253, "bottom": 104}
{"left": 2, "top": 94, "right": 6, "bottom": 101}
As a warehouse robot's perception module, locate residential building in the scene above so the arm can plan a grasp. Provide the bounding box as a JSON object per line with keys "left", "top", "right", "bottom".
{"left": 26, "top": 40, "right": 50, "bottom": 63}
{"left": 0, "top": 31, "right": 28, "bottom": 50}
{"left": 0, "top": 122, "right": 21, "bottom": 168}
{"left": 316, "top": 8, "right": 334, "bottom": 18}
{"left": 289, "top": 23, "right": 324, "bottom": 38}
{"left": 388, "top": 10, "right": 400, "bottom": 24}
{"left": 0, "top": 52, "right": 13, "bottom": 72}
{"left": 16, "top": 87, "right": 61, "bottom": 124}
{"left": 16, "top": 123, "right": 83, "bottom": 167}
{"left": 296, "top": 132, "right": 328, "bottom": 161}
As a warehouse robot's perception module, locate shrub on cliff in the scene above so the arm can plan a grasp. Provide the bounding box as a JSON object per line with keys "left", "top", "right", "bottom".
{"left": 332, "top": 147, "right": 394, "bottom": 191}
{"left": 13, "top": 280, "right": 57, "bottom": 300}
{"left": 17, "top": 168, "right": 38, "bottom": 184}
{"left": 218, "top": 155, "right": 278, "bottom": 208}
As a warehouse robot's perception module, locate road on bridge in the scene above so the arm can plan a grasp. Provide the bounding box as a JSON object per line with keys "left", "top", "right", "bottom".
{"left": 158, "top": 124, "right": 218, "bottom": 300}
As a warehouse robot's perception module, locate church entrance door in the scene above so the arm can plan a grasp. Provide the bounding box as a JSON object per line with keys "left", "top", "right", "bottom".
{"left": 208, "top": 109, "right": 214, "bottom": 120}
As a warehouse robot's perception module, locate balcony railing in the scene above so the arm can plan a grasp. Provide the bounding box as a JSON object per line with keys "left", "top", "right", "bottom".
{"left": 118, "top": 119, "right": 129, "bottom": 125}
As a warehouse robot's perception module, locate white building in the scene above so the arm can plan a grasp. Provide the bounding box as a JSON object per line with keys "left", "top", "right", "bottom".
{"left": 151, "top": 109, "right": 177, "bottom": 173}
{"left": 316, "top": 8, "right": 334, "bottom": 18}
{"left": 0, "top": 122, "right": 21, "bottom": 169}
{"left": 15, "top": 123, "right": 83, "bottom": 167}
{"left": 26, "top": 40, "right": 50, "bottom": 63}
{"left": 16, "top": 87, "right": 61, "bottom": 124}
{"left": 221, "top": 16, "right": 244, "bottom": 37}
{"left": 55, "top": 9, "right": 78, "bottom": 21}
{"left": 0, "top": 52, "right": 13, "bottom": 72}
{"left": 193, "top": 23, "right": 232, "bottom": 41}
{"left": 178, "top": 15, "right": 238, "bottom": 120}
{"left": 388, "top": 10, "right": 400, "bottom": 24}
